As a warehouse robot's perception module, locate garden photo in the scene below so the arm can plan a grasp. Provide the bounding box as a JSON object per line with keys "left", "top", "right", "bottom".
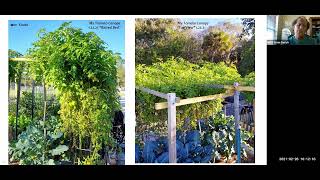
{"left": 8, "top": 20, "right": 125, "bottom": 165}
{"left": 135, "top": 18, "right": 255, "bottom": 164}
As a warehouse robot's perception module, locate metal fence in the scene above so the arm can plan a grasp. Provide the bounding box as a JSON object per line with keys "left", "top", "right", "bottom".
{"left": 223, "top": 101, "right": 255, "bottom": 133}
{"left": 8, "top": 80, "right": 57, "bottom": 140}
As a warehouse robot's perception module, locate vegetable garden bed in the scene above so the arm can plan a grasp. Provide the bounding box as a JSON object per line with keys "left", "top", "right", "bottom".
{"left": 135, "top": 59, "right": 255, "bottom": 163}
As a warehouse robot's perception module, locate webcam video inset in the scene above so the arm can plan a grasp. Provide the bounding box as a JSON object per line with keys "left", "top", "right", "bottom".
{"left": 267, "top": 15, "right": 320, "bottom": 45}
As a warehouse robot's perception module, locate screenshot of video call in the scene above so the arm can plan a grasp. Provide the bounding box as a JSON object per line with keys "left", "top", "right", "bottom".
{"left": 0, "top": 3, "right": 319, "bottom": 175}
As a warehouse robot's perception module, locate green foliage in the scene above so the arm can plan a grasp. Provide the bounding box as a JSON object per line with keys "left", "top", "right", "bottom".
{"left": 9, "top": 90, "right": 59, "bottom": 137}
{"left": 209, "top": 112, "right": 253, "bottom": 162}
{"left": 50, "top": 145, "right": 69, "bottom": 156}
{"left": 27, "top": 22, "right": 120, "bottom": 164}
{"left": 9, "top": 49, "right": 26, "bottom": 82}
{"left": 135, "top": 19, "right": 255, "bottom": 67}
{"left": 238, "top": 40, "right": 255, "bottom": 76}
{"left": 9, "top": 116, "right": 69, "bottom": 165}
{"left": 242, "top": 72, "right": 255, "bottom": 103}
{"left": 202, "top": 31, "right": 234, "bottom": 63}
{"left": 136, "top": 58, "right": 254, "bottom": 134}
{"left": 77, "top": 152, "right": 101, "bottom": 165}
{"left": 242, "top": 72, "right": 255, "bottom": 86}
{"left": 135, "top": 112, "right": 254, "bottom": 163}
{"left": 135, "top": 18, "right": 196, "bottom": 65}
{"left": 209, "top": 112, "right": 237, "bottom": 160}
{"left": 16, "top": 91, "right": 59, "bottom": 120}
{"left": 235, "top": 18, "right": 255, "bottom": 76}
{"left": 204, "top": 22, "right": 243, "bottom": 39}
{"left": 9, "top": 114, "right": 33, "bottom": 135}
{"left": 58, "top": 87, "right": 115, "bottom": 151}
{"left": 8, "top": 91, "right": 60, "bottom": 137}
{"left": 117, "top": 64, "right": 125, "bottom": 88}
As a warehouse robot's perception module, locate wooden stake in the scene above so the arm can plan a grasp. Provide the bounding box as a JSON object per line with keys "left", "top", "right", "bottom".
{"left": 167, "top": 93, "right": 177, "bottom": 163}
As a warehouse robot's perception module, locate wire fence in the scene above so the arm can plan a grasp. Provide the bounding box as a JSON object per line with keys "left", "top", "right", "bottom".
{"left": 8, "top": 80, "right": 58, "bottom": 141}
{"left": 223, "top": 101, "right": 255, "bottom": 133}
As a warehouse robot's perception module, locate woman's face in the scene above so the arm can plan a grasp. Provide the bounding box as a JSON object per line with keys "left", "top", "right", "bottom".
{"left": 294, "top": 18, "right": 308, "bottom": 40}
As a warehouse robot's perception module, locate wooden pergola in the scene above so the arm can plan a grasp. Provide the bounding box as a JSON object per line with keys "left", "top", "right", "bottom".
{"left": 136, "top": 83, "right": 255, "bottom": 163}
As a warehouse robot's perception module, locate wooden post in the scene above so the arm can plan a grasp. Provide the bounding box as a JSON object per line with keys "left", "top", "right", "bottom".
{"left": 8, "top": 80, "right": 10, "bottom": 100}
{"left": 15, "top": 77, "right": 21, "bottom": 140}
{"left": 31, "top": 80, "right": 35, "bottom": 121}
{"left": 233, "top": 82, "right": 241, "bottom": 163}
{"left": 167, "top": 93, "right": 177, "bottom": 163}
{"left": 253, "top": 99, "right": 255, "bottom": 123}
{"left": 43, "top": 81, "right": 47, "bottom": 138}
{"left": 24, "top": 75, "right": 27, "bottom": 91}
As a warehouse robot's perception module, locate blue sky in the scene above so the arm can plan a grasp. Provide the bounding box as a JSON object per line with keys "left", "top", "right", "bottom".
{"left": 8, "top": 20, "right": 125, "bottom": 59}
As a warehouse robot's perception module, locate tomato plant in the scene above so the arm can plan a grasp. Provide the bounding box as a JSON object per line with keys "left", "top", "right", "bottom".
{"left": 27, "top": 22, "right": 120, "bottom": 164}
{"left": 135, "top": 57, "right": 255, "bottom": 134}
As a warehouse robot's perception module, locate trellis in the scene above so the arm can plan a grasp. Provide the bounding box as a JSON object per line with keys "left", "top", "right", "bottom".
{"left": 9, "top": 57, "right": 50, "bottom": 140}
{"left": 136, "top": 82, "right": 255, "bottom": 163}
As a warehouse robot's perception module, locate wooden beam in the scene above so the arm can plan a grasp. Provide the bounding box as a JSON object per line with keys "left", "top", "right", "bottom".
{"left": 136, "top": 86, "right": 180, "bottom": 102}
{"left": 223, "top": 85, "right": 255, "bottom": 92}
{"left": 136, "top": 84, "right": 254, "bottom": 106}
{"left": 204, "top": 84, "right": 225, "bottom": 89}
{"left": 223, "top": 85, "right": 234, "bottom": 90}
{"left": 236, "top": 86, "right": 255, "bottom": 92}
{"left": 136, "top": 86, "right": 168, "bottom": 99}
{"left": 10, "top": 58, "right": 34, "bottom": 62}
{"left": 155, "top": 92, "right": 233, "bottom": 110}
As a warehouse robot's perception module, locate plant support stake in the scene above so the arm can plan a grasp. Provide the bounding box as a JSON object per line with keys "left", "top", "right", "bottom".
{"left": 234, "top": 82, "right": 241, "bottom": 163}
{"left": 43, "top": 81, "right": 47, "bottom": 138}
{"left": 15, "top": 77, "right": 21, "bottom": 140}
{"left": 168, "top": 93, "right": 177, "bottom": 163}
{"left": 31, "top": 80, "right": 35, "bottom": 121}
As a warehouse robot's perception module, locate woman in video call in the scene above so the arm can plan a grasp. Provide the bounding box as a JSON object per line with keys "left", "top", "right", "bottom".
{"left": 288, "top": 16, "right": 317, "bottom": 45}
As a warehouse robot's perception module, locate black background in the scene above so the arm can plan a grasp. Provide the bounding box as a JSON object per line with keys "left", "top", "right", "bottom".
{"left": 267, "top": 45, "right": 320, "bottom": 167}
{"left": 1, "top": 0, "right": 320, "bottom": 15}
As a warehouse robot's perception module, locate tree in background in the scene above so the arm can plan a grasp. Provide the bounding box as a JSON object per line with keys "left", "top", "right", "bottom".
{"left": 181, "top": 36, "right": 203, "bottom": 63}
{"left": 9, "top": 49, "right": 24, "bottom": 83}
{"left": 8, "top": 49, "right": 29, "bottom": 97}
{"left": 201, "top": 21, "right": 243, "bottom": 45}
{"left": 237, "top": 18, "right": 255, "bottom": 76}
{"left": 203, "top": 22, "right": 243, "bottom": 64}
{"left": 135, "top": 18, "right": 255, "bottom": 76}
{"left": 238, "top": 39, "right": 255, "bottom": 76}
{"left": 113, "top": 53, "right": 125, "bottom": 88}
{"left": 135, "top": 18, "right": 195, "bottom": 65}
{"left": 202, "top": 31, "right": 233, "bottom": 63}
{"left": 136, "top": 18, "right": 173, "bottom": 65}
{"left": 240, "top": 18, "right": 255, "bottom": 39}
